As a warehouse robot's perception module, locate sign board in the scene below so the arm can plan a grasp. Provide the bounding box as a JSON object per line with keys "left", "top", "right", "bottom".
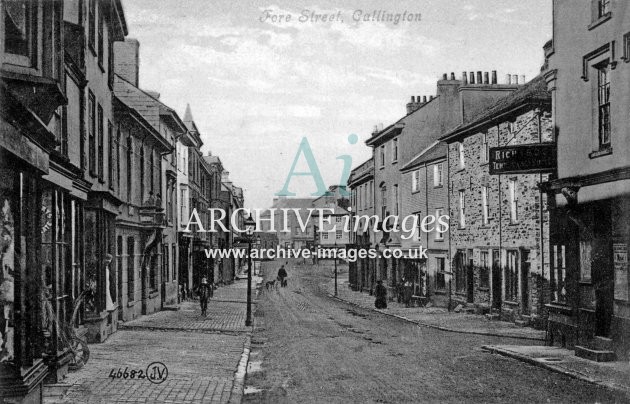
{"left": 489, "top": 143, "right": 556, "bottom": 175}
{"left": 614, "top": 243, "right": 628, "bottom": 301}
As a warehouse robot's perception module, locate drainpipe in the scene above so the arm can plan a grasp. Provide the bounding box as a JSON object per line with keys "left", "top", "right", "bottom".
{"left": 538, "top": 111, "right": 545, "bottom": 319}
{"left": 498, "top": 124, "right": 503, "bottom": 315}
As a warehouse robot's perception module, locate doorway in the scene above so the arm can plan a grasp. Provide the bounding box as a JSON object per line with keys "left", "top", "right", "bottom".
{"left": 492, "top": 250, "right": 502, "bottom": 309}
{"left": 520, "top": 250, "right": 530, "bottom": 315}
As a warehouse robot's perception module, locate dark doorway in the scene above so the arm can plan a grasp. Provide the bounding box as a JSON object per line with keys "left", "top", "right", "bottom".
{"left": 492, "top": 250, "right": 502, "bottom": 309}
{"left": 521, "top": 250, "right": 530, "bottom": 314}
{"left": 466, "top": 251, "right": 474, "bottom": 303}
{"left": 594, "top": 237, "right": 613, "bottom": 337}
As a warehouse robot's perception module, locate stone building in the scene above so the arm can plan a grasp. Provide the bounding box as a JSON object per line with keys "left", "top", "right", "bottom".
{"left": 348, "top": 158, "right": 375, "bottom": 292}
{"left": 441, "top": 75, "right": 552, "bottom": 325}
{"left": 543, "top": 0, "right": 630, "bottom": 360}
{"left": 365, "top": 71, "right": 520, "bottom": 302}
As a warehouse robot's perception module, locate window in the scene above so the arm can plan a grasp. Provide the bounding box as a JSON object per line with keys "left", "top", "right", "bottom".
{"left": 480, "top": 250, "right": 490, "bottom": 289}
{"left": 336, "top": 229, "right": 342, "bottom": 240}
{"left": 435, "top": 257, "right": 446, "bottom": 290}
{"left": 149, "top": 148, "right": 154, "bottom": 195}
{"left": 97, "top": 104, "right": 103, "bottom": 181}
{"left": 392, "top": 138, "right": 398, "bottom": 162}
{"left": 506, "top": 250, "right": 518, "bottom": 302}
{"left": 624, "top": 32, "right": 630, "bottom": 62}
{"left": 107, "top": 22, "right": 114, "bottom": 87}
{"left": 127, "top": 237, "right": 135, "bottom": 301}
{"left": 60, "top": 105, "right": 68, "bottom": 156}
{"left": 166, "top": 182, "right": 173, "bottom": 223}
{"left": 88, "top": 92, "right": 96, "bottom": 174}
{"left": 335, "top": 216, "right": 342, "bottom": 223}
{"left": 126, "top": 136, "right": 133, "bottom": 203}
{"left": 598, "top": 0, "right": 610, "bottom": 18}
{"left": 458, "top": 190, "right": 466, "bottom": 228}
{"left": 393, "top": 184, "right": 399, "bottom": 216}
{"left": 435, "top": 208, "right": 445, "bottom": 240}
{"left": 597, "top": 64, "right": 611, "bottom": 148}
{"left": 458, "top": 142, "right": 465, "bottom": 169}
{"left": 380, "top": 185, "right": 387, "bottom": 218}
{"left": 172, "top": 245, "right": 177, "bottom": 281}
{"left": 433, "top": 163, "right": 443, "bottom": 187}
{"left": 88, "top": 0, "right": 95, "bottom": 49}
{"left": 116, "top": 130, "right": 121, "bottom": 192}
{"left": 108, "top": 121, "right": 114, "bottom": 190}
{"left": 180, "top": 189, "right": 185, "bottom": 223}
{"left": 380, "top": 145, "right": 385, "bottom": 167}
{"left": 97, "top": 2, "right": 103, "bottom": 66}
{"left": 163, "top": 245, "right": 169, "bottom": 285}
{"left": 509, "top": 179, "right": 518, "bottom": 223}
{"left": 481, "top": 132, "right": 489, "bottom": 163}
{"left": 412, "top": 170, "right": 419, "bottom": 192}
{"left": 455, "top": 250, "right": 467, "bottom": 293}
{"left": 481, "top": 186, "right": 489, "bottom": 225}
{"left": 322, "top": 232, "right": 329, "bottom": 240}
{"left": 140, "top": 147, "right": 144, "bottom": 203}
{"left": 553, "top": 245, "right": 567, "bottom": 303}
{"left": 4, "top": 0, "right": 37, "bottom": 63}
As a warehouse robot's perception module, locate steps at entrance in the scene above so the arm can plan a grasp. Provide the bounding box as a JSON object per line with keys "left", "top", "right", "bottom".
{"left": 592, "top": 336, "right": 614, "bottom": 351}
{"left": 575, "top": 345, "right": 616, "bottom": 362}
{"left": 515, "top": 315, "right": 531, "bottom": 327}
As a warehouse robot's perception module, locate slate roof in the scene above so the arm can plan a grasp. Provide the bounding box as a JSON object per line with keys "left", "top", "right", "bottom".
{"left": 440, "top": 75, "right": 550, "bottom": 142}
{"left": 400, "top": 141, "right": 447, "bottom": 172}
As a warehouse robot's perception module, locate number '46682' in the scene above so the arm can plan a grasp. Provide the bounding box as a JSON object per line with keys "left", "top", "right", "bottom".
{"left": 108, "top": 367, "right": 146, "bottom": 380}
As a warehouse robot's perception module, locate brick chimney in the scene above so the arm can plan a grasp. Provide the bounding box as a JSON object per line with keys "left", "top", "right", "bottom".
{"left": 114, "top": 38, "right": 140, "bottom": 86}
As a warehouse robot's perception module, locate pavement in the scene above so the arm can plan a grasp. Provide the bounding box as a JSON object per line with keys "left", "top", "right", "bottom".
{"left": 44, "top": 274, "right": 265, "bottom": 404}
{"left": 243, "top": 260, "right": 623, "bottom": 403}
{"left": 328, "top": 273, "right": 546, "bottom": 341}
{"left": 482, "top": 344, "right": 630, "bottom": 400}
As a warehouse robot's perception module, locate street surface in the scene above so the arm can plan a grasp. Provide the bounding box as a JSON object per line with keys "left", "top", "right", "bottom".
{"left": 243, "top": 260, "right": 624, "bottom": 403}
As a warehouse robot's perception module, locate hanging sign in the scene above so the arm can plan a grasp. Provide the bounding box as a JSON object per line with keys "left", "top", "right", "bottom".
{"left": 489, "top": 143, "right": 556, "bottom": 175}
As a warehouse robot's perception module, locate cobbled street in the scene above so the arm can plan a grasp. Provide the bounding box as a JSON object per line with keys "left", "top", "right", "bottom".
{"left": 244, "top": 260, "right": 625, "bottom": 404}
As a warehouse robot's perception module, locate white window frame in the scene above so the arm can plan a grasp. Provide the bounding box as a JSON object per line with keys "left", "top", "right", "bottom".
{"left": 380, "top": 145, "right": 385, "bottom": 168}
{"left": 481, "top": 132, "right": 489, "bottom": 163}
{"left": 412, "top": 170, "right": 419, "bottom": 193}
{"left": 458, "top": 190, "right": 466, "bottom": 228}
{"left": 509, "top": 179, "right": 518, "bottom": 223}
{"left": 392, "top": 138, "right": 398, "bottom": 162}
{"left": 393, "top": 184, "right": 399, "bottom": 216}
{"left": 481, "top": 186, "right": 489, "bottom": 225}
{"left": 433, "top": 163, "right": 443, "bottom": 187}
{"left": 435, "top": 208, "right": 445, "bottom": 240}
{"left": 458, "top": 142, "right": 465, "bottom": 169}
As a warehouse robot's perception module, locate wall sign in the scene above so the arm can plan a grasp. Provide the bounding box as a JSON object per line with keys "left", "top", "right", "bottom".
{"left": 489, "top": 143, "right": 556, "bottom": 175}
{"left": 614, "top": 243, "right": 628, "bottom": 301}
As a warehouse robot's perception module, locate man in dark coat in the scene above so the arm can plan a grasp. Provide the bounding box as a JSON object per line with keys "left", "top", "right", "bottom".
{"left": 196, "top": 277, "right": 213, "bottom": 316}
{"left": 277, "top": 262, "right": 288, "bottom": 287}
{"left": 374, "top": 280, "right": 387, "bottom": 309}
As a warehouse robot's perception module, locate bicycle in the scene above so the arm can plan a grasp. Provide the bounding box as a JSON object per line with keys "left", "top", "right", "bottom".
{"left": 42, "top": 286, "right": 91, "bottom": 370}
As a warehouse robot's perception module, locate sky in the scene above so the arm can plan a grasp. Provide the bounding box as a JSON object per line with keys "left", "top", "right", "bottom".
{"left": 122, "top": 0, "right": 552, "bottom": 210}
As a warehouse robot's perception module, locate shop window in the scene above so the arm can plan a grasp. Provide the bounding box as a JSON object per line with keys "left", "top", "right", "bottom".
{"left": 505, "top": 250, "right": 518, "bottom": 302}
{"left": 127, "top": 237, "right": 135, "bottom": 301}
{"left": 435, "top": 257, "right": 446, "bottom": 290}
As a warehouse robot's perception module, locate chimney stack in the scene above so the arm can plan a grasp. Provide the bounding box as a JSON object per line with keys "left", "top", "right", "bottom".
{"left": 483, "top": 72, "right": 489, "bottom": 84}
{"left": 469, "top": 71, "right": 475, "bottom": 84}
{"left": 442, "top": 73, "right": 447, "bottom": 80}
{"left": 422, "top": 96, "right": 427, "bottom": 102}
{"left": 462, "top": 72, "right": 468, "bottom": 84}
{"left": 491, "top": 70, "right": 497, "bottom": 84}
{"left": 450, "top": 72, "right": 455, "bottom": 80}
{"left": 114, "top": 38, "right": 140, "bottom": 87}
{"left": 476, "top": 71, "right": 483, "bottom": 84}
{"left": 520, "top": 75, "right": 526, "bottom": 84}
{"left": 506, "top": 74, "right": 511, "bottom": 84}
{"left": 430, "top": 95, "right": 434, "bottom": 100}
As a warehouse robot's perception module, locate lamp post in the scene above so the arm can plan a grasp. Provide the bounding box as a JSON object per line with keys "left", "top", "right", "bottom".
{"left": 244, "top": 214, "right": 255, "bottom": 326}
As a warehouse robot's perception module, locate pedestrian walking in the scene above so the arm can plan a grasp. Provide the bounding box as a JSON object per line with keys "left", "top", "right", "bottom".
{"left": 277, "top": 262, "right": 288, "bottom": 287}
{"left": 374, "top": 280, "right": 387, "bottom": 309}
{"left": 196, "top": 277, "right": 213, "bottom": 316}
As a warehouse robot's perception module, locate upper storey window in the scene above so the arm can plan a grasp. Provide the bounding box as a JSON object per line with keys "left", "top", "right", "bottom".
{"left": 4, "top": 1, "right": 37, "bottom": 65}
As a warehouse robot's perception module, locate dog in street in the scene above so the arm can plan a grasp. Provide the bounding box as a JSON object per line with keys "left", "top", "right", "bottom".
{"left": 265, "top": 279, "right": 278, "bottom": 291}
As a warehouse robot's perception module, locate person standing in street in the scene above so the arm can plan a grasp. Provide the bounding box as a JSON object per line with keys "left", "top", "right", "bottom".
{"left": 196, "top": 277, "right": 212, "bottom": 316}
{"left": 375, "top": 280, "right": 387, "bottom": 309}
{"left": 277, "top": 262, "right": 288, "bottom": 287}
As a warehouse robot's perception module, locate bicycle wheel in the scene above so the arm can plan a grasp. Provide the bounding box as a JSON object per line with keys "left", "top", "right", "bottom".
{"left": 68, "top": 337, "right": 90, "bottom": 370}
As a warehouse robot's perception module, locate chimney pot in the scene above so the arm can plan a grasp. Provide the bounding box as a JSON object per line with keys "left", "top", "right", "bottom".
{"left": 430, "top": 95, "right": 434, "bottom": 100}
{"left": 506, "top": 74, "right": 511, "bottom": 84}
{"left": 491, "top": 70, "right": 497, "bottom": 84}
{"left": 422, "top": 96, "right": 427, "bottom": 102}
{"left": 476, "top": 71, "right": 483, "bottom": 84}
{"left": 469, "top": 71, "right": 475, "bottom": 84}
{"left": 450, "top": 72, "right": 455, "bottom": 80}
{"left": 411, "top": 96, "right": 415, "bottom": 103}
{"left": 462, "top": 72, "right": 468, "bottom": 84}
{"left": 520, "top": 75, "right": 526, "bottom": 84}
{"left": 483, "top": 72, "right": 489, "bottom": 84}
{"left": 442, "top": 73, "right": 447, "bottom": 80}
{"left": 512, "top": 74, "right": 518, "bottom": 84}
